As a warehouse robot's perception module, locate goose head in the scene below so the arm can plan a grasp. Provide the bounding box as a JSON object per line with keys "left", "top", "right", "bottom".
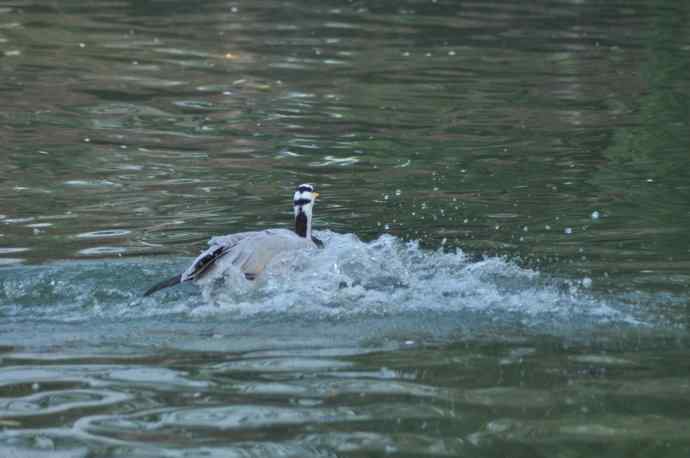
{"left": 293, "top": 183, "right": 318, "bottom": 239}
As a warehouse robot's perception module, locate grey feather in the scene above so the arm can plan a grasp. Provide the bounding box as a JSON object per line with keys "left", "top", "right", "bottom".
{"left": 144, "top": 229, "right": 320, "bottom": 297}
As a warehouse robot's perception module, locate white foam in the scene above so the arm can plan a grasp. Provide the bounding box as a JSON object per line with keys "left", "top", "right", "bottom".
{"left": 0, "top": 232, "right": 643, "bottom": 330}
{"left": 186, "top": 231, "right": 637, "bottom": 325}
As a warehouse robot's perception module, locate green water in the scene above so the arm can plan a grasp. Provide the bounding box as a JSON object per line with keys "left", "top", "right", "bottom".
{"left": 1, "top": 0, "right": 690, "bottom": 456}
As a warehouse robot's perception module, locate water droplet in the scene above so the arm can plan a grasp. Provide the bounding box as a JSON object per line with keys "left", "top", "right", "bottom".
{"left": 591, "top": 211, "right": 600, "bottom": 220}
{"left": 395, "top": 189, "right": 401, "bottom": 196}
{"left": 564, "top": 227, "right": 573, "bottom": 235}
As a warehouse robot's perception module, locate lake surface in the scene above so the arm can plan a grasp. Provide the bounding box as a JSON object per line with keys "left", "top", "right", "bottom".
{"left": 2, "top": 0, "right": 690, "bottom": 456}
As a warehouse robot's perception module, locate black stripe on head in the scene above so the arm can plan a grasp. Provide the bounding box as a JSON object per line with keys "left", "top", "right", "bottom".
{"left": 296, "top": 185, "right": 313, "bottom": 193}
{"left": 293, "top": 198, "right": 312, "bottom": 206}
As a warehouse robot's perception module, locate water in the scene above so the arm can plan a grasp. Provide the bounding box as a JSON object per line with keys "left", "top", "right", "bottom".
{"left": 2, "top": 0, "right": 690, "bottom": 456}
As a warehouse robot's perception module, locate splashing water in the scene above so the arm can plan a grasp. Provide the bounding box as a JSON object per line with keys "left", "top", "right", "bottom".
{"left": 1, "top": 232, "right": 641, "bottom": 331}
{"left": 190, "top": 232, "right": 637, "bottom": 326}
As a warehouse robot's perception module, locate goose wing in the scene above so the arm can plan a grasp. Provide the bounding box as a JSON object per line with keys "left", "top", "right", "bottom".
{"left": 144, "top": 231, "right": 254, "bottom": 296}
{"left": 182, "top": 229, "right": 313, "bottom": 282}
{"left": 144, "top": 229, "right": 318, "bottom": 296}
{"left": 232, "top": 229, "right": 314, "bottom": 277}
{"left": 181, "top": 232, "right": 253, "bottom": 282}
{"left": 182, "top": 244, "right": 230, "bottom": 282}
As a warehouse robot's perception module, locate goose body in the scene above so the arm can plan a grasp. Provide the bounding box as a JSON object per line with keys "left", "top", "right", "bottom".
{"left": 144, "top": 184, "right": 321, "bottom": 297}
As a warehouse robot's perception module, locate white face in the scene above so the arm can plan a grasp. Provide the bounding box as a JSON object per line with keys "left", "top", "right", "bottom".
{"left": 293, "top": 184, "right": 318, "bottom": 217}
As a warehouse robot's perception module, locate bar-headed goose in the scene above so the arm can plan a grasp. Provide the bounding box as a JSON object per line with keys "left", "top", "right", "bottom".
{"left": 144, "top": 184, "right": 322, "bottom": 296}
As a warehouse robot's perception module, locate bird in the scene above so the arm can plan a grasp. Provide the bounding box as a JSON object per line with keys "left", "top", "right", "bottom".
{"left": 143, "top": 184, "right": 322, "bottom": 297}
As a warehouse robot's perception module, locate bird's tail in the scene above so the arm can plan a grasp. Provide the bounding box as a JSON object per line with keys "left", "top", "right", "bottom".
{"left": 143, "top": 274, "right": 183, "bottom": 297}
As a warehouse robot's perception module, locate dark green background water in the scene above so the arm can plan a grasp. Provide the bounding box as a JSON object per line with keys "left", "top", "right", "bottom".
{"left": 1, "top": 0, "right": 690, "bottom": 456}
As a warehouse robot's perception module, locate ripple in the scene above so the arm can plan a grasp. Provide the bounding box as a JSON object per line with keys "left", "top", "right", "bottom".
{"left": 77, "top": 246, "right": 127, "bottom": 256}
{"left": 310, "top": 155, "right": 360, "bottom": 167}
{"left": 476, "top": 414, "right": 690, "bottom": 443}
{"left": 75, "top": 230, "right": 131, "bottom": 239}
{"left": 173, "top": 100, "right": 217, "bottom": 110}
{"left": 166, "top": 405, "right": 364, "bottom": 429}
{"left": 303, "top": 431, "right": 466, "bottom": 456}
{"left": 63, "top": 180, "right": 120, "bottom": 188}
{"left": 3, "top": 217, "right": 35, "bottom": 224}
{"left": 211, "top": 357, "right": 352, "bottom": 373}
{"left": 106, "top": 368, "right": 208, "bottom": 388}
{"left": 463, "top": 387, "right": 553, "bottom": 408}
{"left": 0, "top": 247, "right": 29, "bottom": 254}
{"left": 0, "top": 389, "right": 129, "bottom": 418}
{"left": 610, "top": 377, "right": 690, "bottom": 399}
{"left": 569, "top": 354, "right": 637, "bottom": 366}
{"left": 86, "top": 103, "right": 172, "bottom": 117}
{"left": 0, "top": 366, "right": 113, "bottom": 390}
{"left": 231, "top": 378, "right": 443, "bottom": 400}
{"left": 79, "top": 405, "right": 367, "bottom": 434}
{"left": 110, "top": 75, "right": 184, "bottom": 89}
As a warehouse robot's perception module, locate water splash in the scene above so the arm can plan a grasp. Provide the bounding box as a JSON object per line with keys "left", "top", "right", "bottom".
{"left": 1, "top": 232, "right": 642, "bottom": 331}
{"left": 187, "top": 232, "right": 638, "bottom": 327}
